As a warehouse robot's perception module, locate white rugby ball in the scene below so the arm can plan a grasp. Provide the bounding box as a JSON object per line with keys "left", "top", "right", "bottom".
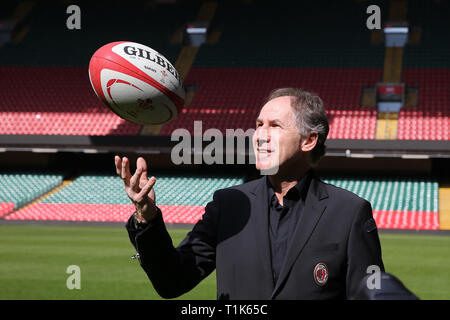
{"left": 88, "top": 41, "right": 185, "bottom": 125}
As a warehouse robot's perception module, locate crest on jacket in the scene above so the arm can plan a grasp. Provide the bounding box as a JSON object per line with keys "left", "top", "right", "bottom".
{"left": 314, "top": 262, "right": 328, "bottom": 286}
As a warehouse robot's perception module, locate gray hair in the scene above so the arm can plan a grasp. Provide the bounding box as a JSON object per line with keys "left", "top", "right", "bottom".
{"left": 265, "top": 88, "right": 329, "bottom": 165}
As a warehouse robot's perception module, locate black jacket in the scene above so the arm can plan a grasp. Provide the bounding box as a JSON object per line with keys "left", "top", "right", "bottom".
{"left": 126, "top": 172, "right": 384, "bottom": 299}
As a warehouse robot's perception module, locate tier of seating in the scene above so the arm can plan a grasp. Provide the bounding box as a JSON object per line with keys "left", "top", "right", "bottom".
{"left": 322, "top": 176, "right": 439, "bottom": 230}
{"left": 0, "top": 67, "right": 141, "bottom": 135}
{"left": 0, "top": 66, "right": 381, "bottom": 138}
{"left": 404, "top": 0, "right": 450, "bottom": 68}
{"left": 194, "top": 0, "right": 384, "bottom": 68}
{"left": 3, "top": 173, "right": 440, "bottom": 230}
{"left": 322, "top": 177, "right": 439, "bottom": 212}
{"left": 397, "top": 69, "right": 449, "bottom": 140}
{"left": 161, "top": 67, "right": 381, "bottom": 139}
{"left": 0, "top": 1, "right": 192, "bottom": 66}
{"left": 0, "top": 1, "right": 447, "bottom": 141}
{"left": 0, "top": 172, "right": 63, "bottom": 217}
{"left": 5, "top": 173, "right": 244, "bottom": 223}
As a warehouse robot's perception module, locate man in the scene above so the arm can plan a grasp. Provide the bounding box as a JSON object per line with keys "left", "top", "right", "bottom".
{"left": 116, "top": 88, "right": 384, "bottom": 299}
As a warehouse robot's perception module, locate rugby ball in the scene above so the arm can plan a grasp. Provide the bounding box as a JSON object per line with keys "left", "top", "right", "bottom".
{"left": 88, "top": 41, "right": 185, "bottom": 125}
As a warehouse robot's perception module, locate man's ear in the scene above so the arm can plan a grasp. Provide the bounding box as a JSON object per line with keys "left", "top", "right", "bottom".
{"left": 301, "top": 131, "right": 318, "bottom": 152}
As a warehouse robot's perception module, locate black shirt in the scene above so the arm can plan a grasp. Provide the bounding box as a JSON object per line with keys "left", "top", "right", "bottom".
{"left": 266, "top": 172, "right": 310, "bottom": 285}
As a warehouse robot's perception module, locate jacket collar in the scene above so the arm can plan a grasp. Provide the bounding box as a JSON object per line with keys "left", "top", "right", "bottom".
{"left": 249, "top": 170, "right": 329, "bottom": 299}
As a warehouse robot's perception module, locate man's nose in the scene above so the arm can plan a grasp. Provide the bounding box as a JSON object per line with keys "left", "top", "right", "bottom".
{"left": 256, "top": 128, "right": 271, "bottom": 145}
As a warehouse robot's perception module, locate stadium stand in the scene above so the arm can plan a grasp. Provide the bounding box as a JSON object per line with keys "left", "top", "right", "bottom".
{"left": 3, "top": 173, "right": 440, "bottom": 230}
{"left": 0, "top": 0, "right": 448, "bottom": 233}
{"left": 0, "top": 1, "right": 192, "bottom": 66}
{"left": 160, "top": 68, "right": 381, "bottom": 139}
{"left": 0, "top": 1, "right": 200, "bottom": 136}
{"left": 322, "top": 176, "right": 440, "bottom": 230}
{"left": 403, "top": 0, "right": 450, "bottom": 69}
{"left": 0, "top": 172, "right": 63, "bottom": 217}
{"left": 159, "top": 0, "right": 384, "bottom": 139}
{"left": 192, "top": 0, "right": 384, "bottom": 68}
{"left": 0, "top": 66, "right": 141, "bottom": 135}
{"left": 0, "top": 0, "right": 385, "bottom": 138}
{"left": 5, "top": 173, "right": 244, "bottom": 223}
{"left": 398, "top": 69, "right": 449, "bottom": 140}
{"left": 398, "top": 0, "right": 450, "bottom": 140}
{"left": 1, "top": 0, "right": 446, "bottom": 141}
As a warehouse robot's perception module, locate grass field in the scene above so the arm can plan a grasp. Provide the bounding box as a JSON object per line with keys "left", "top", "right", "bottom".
{"left": 0, "top": 224, "right": 449, "bottom": 300}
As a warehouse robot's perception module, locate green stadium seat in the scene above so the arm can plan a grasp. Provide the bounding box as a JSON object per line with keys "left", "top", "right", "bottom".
{"left": 0, "top": 172, "right": 63, "bottom": 210}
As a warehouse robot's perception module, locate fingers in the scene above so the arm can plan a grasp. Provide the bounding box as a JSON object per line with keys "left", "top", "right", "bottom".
{"left": 136, "top": 176, "right": 156, "bottom": 202}
{"left": 136, "top": 157, "right": 147, "bottom": 172}
{"left": 115, "top": 156, "right": 153, "bottom": 198}
{"left": 114, "top": 155, "right": 122, "bottom": 176}
{"left": 120, "top": 157, "right": 132, "bottom": 187}
{"left": 137, "top": 157, "right": 149, "bottom": 188}
{"left": 130, "top": 166, "right": 143, "bottom": 192}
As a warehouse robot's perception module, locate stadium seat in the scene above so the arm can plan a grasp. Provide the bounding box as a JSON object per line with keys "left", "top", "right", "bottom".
{"left": 4, "top": 173, "right": 440, "bottom": 230}
{"left": 398, "top": 69, "right": 449, "bottom": 140}
{"left": 0, "top": 202, "right": 15, "bottom": 218}
{"left": 159, "top": 68, "right": 381, "bottom": 140}
{"left": 0, "top": 172, "right": 63, "bottom": 211}
{"left": 5, "top": 174, "right": 244, "bottom": 223}
{"left": 322, "top": 176, "right": 440, "bottom": 230}
{"left": 0, "top": 67, "right": 142, "bottom": 136}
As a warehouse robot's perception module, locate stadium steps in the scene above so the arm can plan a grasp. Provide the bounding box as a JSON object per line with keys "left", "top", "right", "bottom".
{"left": 10, "top": 1, "right": 35, "bottom": 44}
{"left": 7, "top": 180, "right": 73, "bottom": 218}
{"left": 140, "top": 47, "right": 199, "bottom": 136}
{"left": 361, "top": 88, "right": 376, "bottom": 107}
{"left": 383, "top": 0, "right": 406, "bottom": 82}
{"left": 376, "top": 112, "right": 398, "bottom": 140}
{"left": 197, "top": 1, "right": 222, "bottom": 44}
{"left": 141, "top": 1, "right": 218, "bottom": 137}
{"left": 139, "top": 123, "right": 164, "bottom": 136}
{"left": 439, "top": 186, "right": 450, "bottom": 230}
{"left": 174, "top": 0, "right": 219, "bottom": 79}
{"left": 175, "top": 46, "right": 199, "bottom": 83}
{"left": 389, "top": 0, "right": 407, "bottom": 21}
{"left": 383, "top": 47, "right": 403, "bottom": 83}
{"left": 12, "top": 1, "right": 35, "bottom": 22}
{"left": 170, "top": 26, "right": 184, "bottom": 45}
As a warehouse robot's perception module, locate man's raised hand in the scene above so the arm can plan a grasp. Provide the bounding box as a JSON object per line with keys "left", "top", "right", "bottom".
{"left": 115, "top": 156, "right": 157, "bottom": 223}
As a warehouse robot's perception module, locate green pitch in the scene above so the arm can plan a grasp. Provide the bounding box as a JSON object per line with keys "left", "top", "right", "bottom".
{"left": 0, "top": 225, "right": 449, "bottom": 300}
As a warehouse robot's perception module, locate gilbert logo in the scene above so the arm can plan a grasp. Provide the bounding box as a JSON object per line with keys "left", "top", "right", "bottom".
{"left": 122, "top": 45, "right": 182, "bottom": 84}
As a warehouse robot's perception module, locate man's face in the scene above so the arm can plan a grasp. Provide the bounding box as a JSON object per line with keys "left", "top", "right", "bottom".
{"left": 252, "top": 96, "right": 303, "bottom": 174}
